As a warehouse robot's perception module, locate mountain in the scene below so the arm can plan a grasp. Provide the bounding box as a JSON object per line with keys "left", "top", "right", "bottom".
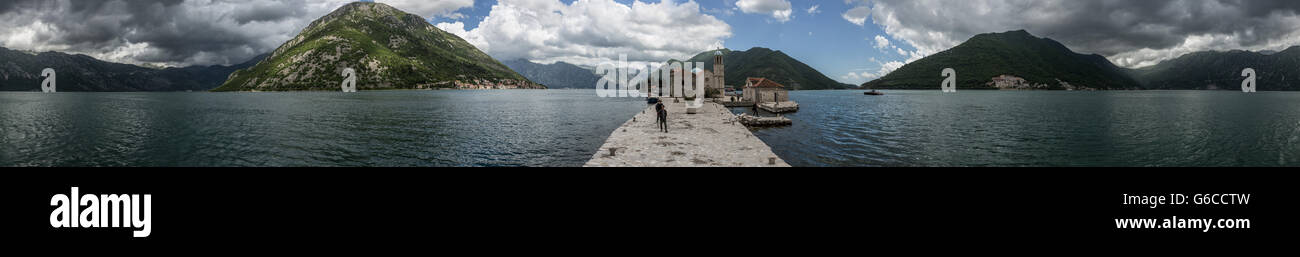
{"left": 1129, "top": 47, "right": 1300, "bottom": 90}
{"left": 215, "top": 2, "right": 539, "bottom": 91}
{"left": 501, "top": 59, "right": 600, "bottom": 89}
{"left": 862, "top": 30, "right": 1140, "bottom": 90}
{"left": 0, "top": 46, "right": 264, "bottom": 91}
{"left": 680, "top": 47, "right": 854, "bottom": 90}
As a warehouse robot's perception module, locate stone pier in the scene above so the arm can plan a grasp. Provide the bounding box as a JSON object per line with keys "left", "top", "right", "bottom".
{"left": 584, "top": 100, "right": 790, "bottom": 167}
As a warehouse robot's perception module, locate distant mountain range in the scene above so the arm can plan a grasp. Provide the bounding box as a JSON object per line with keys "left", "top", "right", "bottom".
{"left": 680, "top": 47, "right": 854, "bottom": 90}
{"left": 0, "top": 46, "right": 264, "bottom": 92}
{"left": 215, "top": 2, "right": 540, "bottom": 91}
{"left": 503, "top": 47, "right": 854, "bottom": 91}
{"left": 1131, "top": 47, "right": 1300, "bottom": 90}
{"left": 501, "top": 59, "right": 599, "bottom": 89}
{"left": 863, "top": 30, "right": 1300, "bottom": 91}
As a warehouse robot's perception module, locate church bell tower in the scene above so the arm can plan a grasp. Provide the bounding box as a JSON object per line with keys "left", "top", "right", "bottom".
{"left": 713, "top": 50, "right": 725, "bottom": 92}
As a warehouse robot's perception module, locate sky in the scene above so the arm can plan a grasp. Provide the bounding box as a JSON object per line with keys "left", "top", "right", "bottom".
{"left": 3, "top": 0, "right": 1300, "bottom": 85}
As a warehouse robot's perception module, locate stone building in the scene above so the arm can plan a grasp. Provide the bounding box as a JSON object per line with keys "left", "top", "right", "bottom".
{"left": 742, "top": 77, "right": 788, "bottom": 103}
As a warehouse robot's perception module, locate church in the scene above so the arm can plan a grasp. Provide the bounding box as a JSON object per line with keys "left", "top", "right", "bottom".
{"left": 649, "top": 50, "right": 727, "bottom": 98}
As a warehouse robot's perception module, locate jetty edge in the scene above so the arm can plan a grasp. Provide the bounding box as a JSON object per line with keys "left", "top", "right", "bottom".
{"left": 584, "top": 100, "right": 791, "bottom": 167}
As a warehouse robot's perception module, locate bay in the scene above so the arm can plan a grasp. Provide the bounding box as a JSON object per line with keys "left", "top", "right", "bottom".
{"left": 1, "top": 90, "right": 643, "bottom": 167}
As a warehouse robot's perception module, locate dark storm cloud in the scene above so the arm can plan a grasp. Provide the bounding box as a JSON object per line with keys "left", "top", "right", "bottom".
{"left": 1028, "top": 0, "right": 1300, "bottom": 55}
{"left": 0, "top": 0, "right": 352, "bottom": 67}
{"left": 855, "top": 0, "right": 1300, "bottom": 67}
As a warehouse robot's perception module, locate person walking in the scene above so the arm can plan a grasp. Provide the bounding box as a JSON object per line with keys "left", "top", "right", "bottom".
{"left": 654, "top": 101, "right": 663, "bottom": 124}
{"left": 656, "top": 102, "right": 668, "bottom": 133}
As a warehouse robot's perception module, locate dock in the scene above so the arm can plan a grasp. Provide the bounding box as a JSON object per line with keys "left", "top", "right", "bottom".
{"left": 585, "top": 100, "right": 791, "bottom": 167}
{"left": 718, "top": 99, "right": 755, "bottom": 107}
{"left": 758, "top": 101, "right": 799, "bottom": 113}
{"left": 737, "top": 114, "right": 792, "bottom": 126}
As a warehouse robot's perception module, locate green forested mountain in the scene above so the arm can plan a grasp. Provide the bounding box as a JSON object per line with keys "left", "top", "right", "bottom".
{"left": 1130, "top": 47, "right": 1300, "bottom": 90}
{"left": 682, "top": 47, "right": 853, "bottom": 90}
{"left": 861, "top": 30, "right": 1140, "bottom": 90}
{"left": 0, "top": 46, "right": 263, "bottom": 91}
{"left": 214, "top": 2, "right": 539, "bottom": 91}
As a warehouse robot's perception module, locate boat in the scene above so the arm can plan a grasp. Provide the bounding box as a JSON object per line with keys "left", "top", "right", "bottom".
{"left": 864, "top": 90, "right": 884, "bottom": 95}
{"left": 647, "top": 97, "right": 660, "bottom": 104}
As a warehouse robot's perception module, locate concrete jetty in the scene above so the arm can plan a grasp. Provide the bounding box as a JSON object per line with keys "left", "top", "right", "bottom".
{"left": 585, "top": 100, "right": 790, "bottom": 167}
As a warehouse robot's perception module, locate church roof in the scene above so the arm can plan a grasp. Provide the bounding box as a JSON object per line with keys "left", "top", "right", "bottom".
{"left": 746, "top": 77, "right": 785, "bottom": 88}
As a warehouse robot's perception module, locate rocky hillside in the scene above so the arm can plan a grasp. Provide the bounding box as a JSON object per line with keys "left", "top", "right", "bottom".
{"left": 214, "top": 2, "right": 540, "bottom": 91}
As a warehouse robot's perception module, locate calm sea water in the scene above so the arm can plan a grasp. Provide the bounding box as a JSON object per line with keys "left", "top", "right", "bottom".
{"left": 1, "top": 90, "right": 643, "bottom": 167}
{"left": 5, "top": 90, "right": 1300, "bottom": 167}
{"left": 734, "top": 90, "right": 1300, "bottom": 167}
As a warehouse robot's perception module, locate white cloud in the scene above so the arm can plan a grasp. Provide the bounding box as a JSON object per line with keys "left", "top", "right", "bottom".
{"left": 434, "top": 21, "right": 489, "bottom": 50}
{"left": 736, "top": 0, "right": 792, "bottom": 23}
{"left": 841, "top": 59, "right": 906, "bottom": 84}
{"left": 806, "top": 5, "right": 820, "bottom": 15}
{"left": 872, "top": 35, "right": 890, "bottom": 50}
{"left": 841, "top": 6, "right": 870, "bottom": 26}
{"left": 878, "top": 61, "right": 904, "bottom": 76}
{"left": 0, "top": 0, "right": 356, "bottom": 67}
{"left": 378, "top": 0, "right": 475, "bottom": 19}
{"left": 435, "top": 0, "right": 731, "bottom": 67}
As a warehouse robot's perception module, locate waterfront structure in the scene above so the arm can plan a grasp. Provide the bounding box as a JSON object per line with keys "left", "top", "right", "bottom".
{"left": 652, "top": 50, "right": 727, "bottom": 98}
{"left": 742, "top": 77, "right": 789, "bottom": 104}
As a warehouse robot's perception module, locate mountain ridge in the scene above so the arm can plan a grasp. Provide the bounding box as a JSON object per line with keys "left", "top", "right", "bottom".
{"left": 214, "top": 2, "right": 540, "bottom": 91}
{"left": 863, "top": 30, "right": 1300, "bottom": 91}
{"left": 1131, "top": 47, "right": 1300, "bottom": 90}
{"left": 862, "top": 30, "right": 1141, "bottom": 90}
{"left": 0, "top": 46, "right": 264, "bottom": 91}
{"left": 501, "top": 59, "right": 600, "bottom": 89}
{"left": 682, "top": 47, "right": 853, "bottom": 90}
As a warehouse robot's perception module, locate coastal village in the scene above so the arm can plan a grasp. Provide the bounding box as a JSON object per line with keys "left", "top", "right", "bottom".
{"left": 442, "top": 78, "right": 543, "bottom": 90}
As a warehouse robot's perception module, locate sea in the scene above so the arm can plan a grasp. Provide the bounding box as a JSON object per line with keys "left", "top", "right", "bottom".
{"left": 4, "top": 89, "right": 1299, "bottom": 166}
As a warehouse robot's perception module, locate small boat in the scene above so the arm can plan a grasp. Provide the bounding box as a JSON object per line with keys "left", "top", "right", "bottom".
{"left": 864, "top": 90, "right": 884, "bottom": 95}
{"left": 647, "top": 97, "right": 660, "bottom": 104}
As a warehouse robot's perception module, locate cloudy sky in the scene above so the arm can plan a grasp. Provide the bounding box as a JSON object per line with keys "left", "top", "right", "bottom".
{"left": 3, "top": 0, "right": 1300, "bottom": 85}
